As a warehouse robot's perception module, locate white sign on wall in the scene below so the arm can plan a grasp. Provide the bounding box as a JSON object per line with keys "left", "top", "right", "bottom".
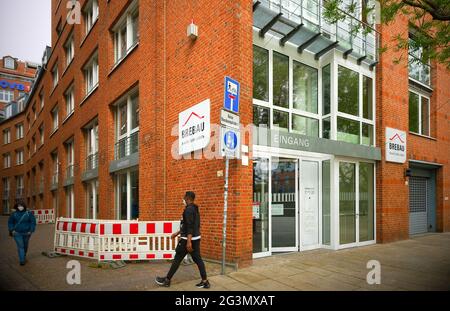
{"left": 179, "top": 99, "right": 211, "bottom": 155}
{"left": 385, "top": 127, "right": 407, "bottom": 163}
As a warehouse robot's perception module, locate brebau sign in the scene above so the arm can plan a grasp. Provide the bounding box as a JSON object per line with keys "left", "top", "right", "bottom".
{"left": 385, "top": 127, "right": 406, "bottom": 163}
{"left": 179, "top": 99, "right": 210, "bottom": 155}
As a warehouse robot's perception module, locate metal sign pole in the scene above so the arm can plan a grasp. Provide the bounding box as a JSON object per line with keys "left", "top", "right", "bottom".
{"left": 221, "top": 156, "right": 229, "bottom": 275}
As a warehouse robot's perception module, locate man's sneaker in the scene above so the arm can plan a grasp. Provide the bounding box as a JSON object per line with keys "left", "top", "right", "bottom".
{"left": 195, "top": 280, "right": 210, "bottom": 289}
{"left": 155, "top": 276, "right": 170, "bottom": 287}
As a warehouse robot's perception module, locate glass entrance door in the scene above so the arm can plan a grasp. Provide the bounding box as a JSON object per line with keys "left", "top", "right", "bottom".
{"left": 271, "top": 158, "right": 298, "bottom": 252}
{"left": 300, "top": 159, "right": 320, "bottom": 250}
{"left": 253, "top": 158, "right": 270, "bottom": 256}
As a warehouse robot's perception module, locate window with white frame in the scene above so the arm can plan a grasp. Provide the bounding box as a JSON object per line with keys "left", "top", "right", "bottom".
{"left": 15, "top": 123, "right": 24, "bottom": 140}
{"left": 408, "top": 33, "right": 431, "bottom": 86}
{"left": 64, "top": 33, "right": 75, "bottom": 67}
{"left": 3, "top": 177, "right": 10, "bottom": 196}
{"left": 4, "top": 57, "right": 15, "bottom": 69}
{"left": 409, "top": 90, "right": 430, "bottom": 136}
{"left": 84, "top": 0, "right": 99, "bottom": 35}
{"left": 16, "top": 150, "right": 24, "bottom": 165}
{"left": 65, "top": 86, "right": 75, "bottom": 117}
{"left": 16, "top": 175, "right": 24, "bottom": 194}
{"left": 86, "top": 121, "right": 99, "bottom": 170}
{"left": 115, "top": 90, "right": 139, "bottom": 159}
{"left": 39, "top": 125, "right": 44, "bottom": 146}
{"left": 113, "top": 0, "right": 139, "bottom": 63}
{"left": 84, "top": 53, "right": 98, "bottom": 95}
{"left": 52, "top": 152, "right": 59, "bottom": 185}
{"left": 66, "top": 185, "right": 75, "bottom": 218}
{"left": 66, "top": 140, "right": 75, "bottom": 179}
{"left": 3, "top": 129, "right": 10, "bottom": 144}
{"left": 3, "top": 153, "right": 11, "bottom": 168}
{"left": 39, "top": 91, "right": 44, "bottom": 110}
{"left": 52, "top": 106, "right": 59, "bottom": 131}
{"left": 52, "top": 63, "right": 59, "bottom": 88}
{"left": 0, "top": 89, "right": 14, "bottom": 103}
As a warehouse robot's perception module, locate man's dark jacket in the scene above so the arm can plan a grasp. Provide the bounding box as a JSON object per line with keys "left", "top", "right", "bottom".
{"left": 180, "top": 203, "right": 201, "bottom": 238}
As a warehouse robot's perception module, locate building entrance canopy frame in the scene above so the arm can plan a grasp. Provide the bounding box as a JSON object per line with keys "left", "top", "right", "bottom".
{"left": 253, "top": 0, "right": 380, "bottom": 70}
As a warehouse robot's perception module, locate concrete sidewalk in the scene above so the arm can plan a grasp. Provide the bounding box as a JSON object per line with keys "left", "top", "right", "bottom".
{"left": 0, "top": 216, "right": 449, "bottom": 291}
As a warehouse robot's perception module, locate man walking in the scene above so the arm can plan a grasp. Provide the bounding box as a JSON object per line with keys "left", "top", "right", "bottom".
{"left": 155, "top": 191, "right": 210, "bottom": 288}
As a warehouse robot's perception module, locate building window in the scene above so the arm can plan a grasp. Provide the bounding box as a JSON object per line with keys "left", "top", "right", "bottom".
{"left": 84, "top": 53, "right": 98, "bottom": 95}
{"left": 116, "top": 169, "right": 139, "bottom": 220}
{"left": 16, "top": 175, "right": 24, "bottom": 197}
{"left": 39, "top": 91, "right": 44, "bottom": 110}
{"left": 3, "top": 129, "right": 10, "bottom": 144}
{"left": 52, "top": 106, "right": 59, "bottom": 132}
{"left": 3, "top": 153, "right": 11, "bottom": 168}
{"left": 66, "top": 186, "right": 74, "bottom": 218}
{"left": 115, "top": 90, "right": 139, "bottom": 159}
{"left": 65, "top": 140, "right": 74, "bottom": 179}
{"left": 338, "top": 66, "right": 359, "bottom": 116}
{"left": 84, "top": 0, "right": 99, "bottom": 35}
{"left": 113, "top": 0, "right": 139, "bottom": 64}
{"left": 293, "top": 61, "right": 318, "bottom": 113}
{"left": 86, "top": 180, "right": 99, "bottom": 219}
{"left": 292, "top": 114, "right": 319, "bottom": 137}
{"left": 409, "top": 90, "right": 430, "bottom": 136}
{"left": 16, "top": 150, "right": 24, "bottom": 165}
{"left": 15, "top": 123, "right": 24, "bottom": 140}
{"left": 39, "top": 125, "right": 44, "bottom": 146}
{"left": 253, "top": 45, "right": 269, "bottom": 102}
{"left": 64, "top": 33, "right": 75, "bottom": 67}
{"left": 56, "top": 19, "right": 63, "bottom": 37}
{"left": 363, "top": 76, "right": 373, "bottom": 120}
{"left": 408, "top": 34, "right": 430, "bottom": 86}
{"left": 0, "top": 90, "right": 14, "bottom": 103}
{"left": 322, "top": 64, "right": 331, "bottom": 116}
{"left": 4, "top": 57, "right": 15, "bottom": 69}
{"left": 52, "top": 64, "right": 59, "bottom": 88}
{"left": 86, "top": 122, "right": 99, "bottom": 170}
{"left": 253, "top": 105, "right": 269, "bottom": 128}
{"left": 65, "top": 86, "right": 75, "bottom": 117}
{"left": 52, "top": 152, "right": 59, "bottom": 186}
{"left": 273, "top": 52, "right": 289, "bottom": 108}
{"left": 337, "top": 117, "right": 360, "bottom": 145}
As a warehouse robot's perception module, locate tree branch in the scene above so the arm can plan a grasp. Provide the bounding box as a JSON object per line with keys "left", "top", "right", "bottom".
{"left": 401, "top": 0, "right": 450, "bottom": 20}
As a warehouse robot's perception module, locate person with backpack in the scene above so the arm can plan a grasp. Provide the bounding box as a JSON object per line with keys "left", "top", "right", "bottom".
{"left": 8, "top": 202, "right": 37, "bottom": 266}
{"left": 155, "top": 191, "right": 210, "bottom": 288}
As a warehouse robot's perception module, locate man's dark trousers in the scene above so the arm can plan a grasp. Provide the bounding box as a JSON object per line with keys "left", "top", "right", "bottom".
{"left": 167, "top": 239, "right": 207, "bottom": 280}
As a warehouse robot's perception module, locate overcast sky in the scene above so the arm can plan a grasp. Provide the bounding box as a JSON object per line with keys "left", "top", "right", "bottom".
{"left": 0, "top": 0, "right": 51, "bottom": 64}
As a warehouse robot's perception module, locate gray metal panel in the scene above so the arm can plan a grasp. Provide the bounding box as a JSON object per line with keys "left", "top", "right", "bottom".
{"left": 427, "top": 171, "right": 436, "bottom": 232}
{"left": 109, "top": 153, "right": 139, "bottom": 173}
{"left": 63, "top": 177, "right": 74, "bottom": 187}
{"left": 409, "top": 177, "right": 428, "bottom": 235}
{"left": 254, "top": 127, "right": 381, "bottom": 160}
{"left": 81, "top": 168, "right": 99, "bottom": 182}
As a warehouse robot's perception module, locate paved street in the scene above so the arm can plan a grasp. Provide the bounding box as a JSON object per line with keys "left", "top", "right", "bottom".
{"left": 0, "top": 216, "right": 449, "bottom": 291}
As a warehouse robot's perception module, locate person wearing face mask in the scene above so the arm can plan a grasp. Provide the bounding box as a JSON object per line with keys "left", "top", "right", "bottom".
{"left": 155, "top": 191, "right": 210, "bottom": 288}
{"left": 8, "top": 202, "right": 37, "bottom": 266}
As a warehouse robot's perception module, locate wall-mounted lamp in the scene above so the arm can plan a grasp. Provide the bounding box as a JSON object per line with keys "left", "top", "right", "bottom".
{"left": 187, "top": 20, "right": 198, "bottom": 40}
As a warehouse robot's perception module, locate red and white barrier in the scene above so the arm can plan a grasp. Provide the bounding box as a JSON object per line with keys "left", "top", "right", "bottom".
{"left": 31, "top": 209, "right": 55, "bottom": 224}
{"left": 54, "top": 218, "right": 180, "bottom": 262}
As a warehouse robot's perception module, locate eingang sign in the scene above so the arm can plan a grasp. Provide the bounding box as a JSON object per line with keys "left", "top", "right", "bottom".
{"left": 385, "top": 127, "right": 406, "bottom": 163}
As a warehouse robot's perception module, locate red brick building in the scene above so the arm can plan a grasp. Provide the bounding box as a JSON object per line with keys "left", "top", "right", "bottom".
{"left": 0, "top": 56, "right": 37, "bottom": 119}
{"left": 0, "top": 0, "right": 448, "bottom": 267}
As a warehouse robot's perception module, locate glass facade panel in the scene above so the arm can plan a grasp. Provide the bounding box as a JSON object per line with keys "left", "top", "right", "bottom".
{"left": 253, "top": 46, "right": 269, "bottom": 102}
{"left": 293, "top": 61, "right": 318, "bottom": 113}
{"left": 322, "top": 117, "right": 330, "bottom": 139}
{"left": 409, "top": 91, "right": 419, "bottom": 133}
{"left": 359, "top": 162, "right": 374, "bottom": 242}
{"left": 253, "top": 105, "right": 269, "bottom": 127}
{"left": 322, "top": 160, "right": 331, "bottom": 245}
{"left": 273, "top": 52, "right": 289, "bottom": 108}
{"left": 273, "top": 109, "right": 288, "bottom": 131}
{"left": 338, "top": 66, "right": 359, "bottom": 116}
{"left": 339, "top": 162, "right": 356, "bottom": 245}
{"left": 271, "top": 159, "right": 296, "bottom": 248}
{"left": 118, "top": 173, "right": 127, "bottom": 220}
{"left": 363, "top": 76, "right": 373, "bottom": 120}
{"left": 253, "top": 158, "right": 269, "bottom": 254}
{"left": 292, "top": 114, "right": 319, "bottom": 137}
{"left": 322, "top": 64, "right": 331, "bottom": 115}
{"left": 421, "top": 97, "right": 430, "bottom": 136}
{"left": 337, "top": 117, "right": 360, "bottom": 144}
{"left": 362, "top": 123, "right": 373, "bottom": 146}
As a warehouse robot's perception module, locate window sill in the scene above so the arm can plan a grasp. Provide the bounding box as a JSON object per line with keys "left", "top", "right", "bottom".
{"left": 409, "top": 77, "right": 433, "bottom": 92}
{"left": 62, "top": 111, "right": 75, "bottom": 125}
{"left": 108, "top": 42, "right": 139, "bottom": 77}
{"left": 50, "top": 127, "right": 59, "bottom": 138}
{"left": 409, "top": 132, "right": 436, "bottom": 141}
{"left": 80, "top": 84, "right": 99, "bottom": 106}
{"left": 80, "top": 18, "right": 99, "bottom": 48}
